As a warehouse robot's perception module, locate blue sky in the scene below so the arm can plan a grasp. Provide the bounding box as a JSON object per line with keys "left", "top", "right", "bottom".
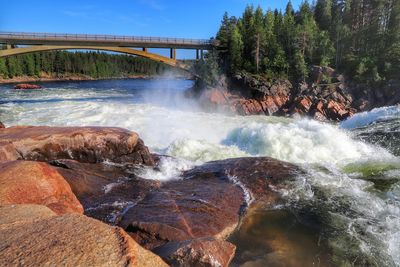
{"left": 0, "top": 0, "right": 301, "bottom": 59}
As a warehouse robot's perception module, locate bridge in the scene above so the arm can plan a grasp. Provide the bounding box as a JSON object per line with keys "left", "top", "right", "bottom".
{"left": 0, "top": 32, "right": 218, "bottom": 70}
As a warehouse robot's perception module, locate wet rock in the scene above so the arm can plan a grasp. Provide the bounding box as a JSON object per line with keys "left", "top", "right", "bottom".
{"left": 118, "top": 157, "right": 300, "bottom": 255}
{"left": 154, "top": 237, "right": 236, "bottom": 267}
{"left": 0, "top": 204, "right": 168, "bottom": 267}
{"left": 0, "top": 161, "right": 83, "bottom": 215}
{"left": 119, "top": 174, "right": 244, "bottom": 249}
{"left": 0, "top": 126, "right": 154, "bottom": 165}
{"left": 190, "top": 157, "right": 301, "bottom": 203}
{"left": 53, "top": 159, "right": 160, "bottom": 224}
{"left": 13, "top": 83, "right": 42, "bottom": 89}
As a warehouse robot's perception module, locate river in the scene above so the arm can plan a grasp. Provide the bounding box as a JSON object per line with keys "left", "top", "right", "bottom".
{"left": 0, "top": 79, "right": 399, "bottom": 266}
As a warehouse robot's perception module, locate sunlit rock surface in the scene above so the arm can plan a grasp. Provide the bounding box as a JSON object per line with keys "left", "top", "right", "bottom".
{"left": 0, "top": 204, "right": 168, "bottom": 267}
{"left": 0, "top": 161, "right": 83, "bottom": 215}
{"left": 0, "top": 126, "right": 154, "bottom": 165}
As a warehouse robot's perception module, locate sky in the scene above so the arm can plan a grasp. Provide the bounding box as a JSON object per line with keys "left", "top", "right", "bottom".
{"left": 0, "top": 0, "right": 301, "bottom": 59}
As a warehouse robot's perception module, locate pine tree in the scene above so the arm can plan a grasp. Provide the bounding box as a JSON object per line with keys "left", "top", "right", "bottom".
{"left": 315, "top": 0, "right": 332, "bottom": 31}
{"left": 229, "top": 25, "right": 243, "bottom": 73}
{"left": 252, "top": 6, "right": 266, "bottom": 72}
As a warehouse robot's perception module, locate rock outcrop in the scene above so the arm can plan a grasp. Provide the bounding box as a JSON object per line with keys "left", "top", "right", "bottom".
{"left": 0, "top": 124, "right": 304, "bottom": 266}
{"left": 199, "top": 68, "right": 356, "bottom": 121}
{"left": 13, "top": 83, "right": 42, "bottom": 89}
{"left": 0, "top": 204, "right": 168, "bottom": 267}
{"left": 117, "top": 157, "right": 300, "bottom": 267}
{"left": 0, "top": 161, "right": 83, "bottom": 215}
{"left": 0, "top": 126, "right": 154, "bottom": 165}
{"left": 349, "top": 79, "right": 400, "bottom": 111}
{"left": 0, "top": 122, "right": 4, "bottom": 128}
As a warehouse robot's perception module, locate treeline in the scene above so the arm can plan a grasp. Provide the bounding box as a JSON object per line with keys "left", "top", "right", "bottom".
{"left": 0, "top": 50, "right": 182, "bottom": 79}
{"left": 216, "top": 0, "right": 400, "bottom": 83}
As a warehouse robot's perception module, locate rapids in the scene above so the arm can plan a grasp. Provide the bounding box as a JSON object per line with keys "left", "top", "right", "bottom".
{"left": 1, "top": 79, "right": 399, "bottom": 266}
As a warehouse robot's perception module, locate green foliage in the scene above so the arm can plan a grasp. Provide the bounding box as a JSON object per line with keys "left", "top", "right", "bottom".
{"left": 0, "top": 51, "right": 182, "bottom": 79}
{"left": 0, "top": 58, "right": 8, "bottom": 78}
{"left": 215, "top": 0, "right": 400, "bottom": 84}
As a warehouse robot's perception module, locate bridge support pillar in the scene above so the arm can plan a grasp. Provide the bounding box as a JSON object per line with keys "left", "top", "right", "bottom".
{"left": 170, "top": 48, "right": 176, "bottom": 60}
{"left": 5, "top": 44, "right": 12, "bottom": 50}
{"left": 196, "top": 49, "right": 200, "bottom": 60}
{"left": 142, "top": 47, "right": 148, "bottom": 52}
{"left": 200, "top": 50, "right": 204, "bottom": 60}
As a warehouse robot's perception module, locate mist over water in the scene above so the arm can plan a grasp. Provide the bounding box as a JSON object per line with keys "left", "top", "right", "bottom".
{"left": 1, "top": 79, "right": 399, "bottom": 266}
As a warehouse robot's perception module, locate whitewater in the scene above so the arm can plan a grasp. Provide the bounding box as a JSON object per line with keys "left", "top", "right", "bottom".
{"left": 1, "top": 79, "right": 399, "bottom": 266}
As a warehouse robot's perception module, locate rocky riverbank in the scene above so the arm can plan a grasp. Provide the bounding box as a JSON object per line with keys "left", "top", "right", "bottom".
{"left": 193, "top": 66, "right": 400, "bottom": 122}
{"left": 0, "top": 123, "right": 301, "bottom": 266}
{"left": 0, "top": 73, "right": 193, "bottom": 84}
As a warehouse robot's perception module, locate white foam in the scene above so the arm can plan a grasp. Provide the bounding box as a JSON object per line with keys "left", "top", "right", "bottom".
{"left": 135, "top": 156, "right": 193, "bottom": 181}
{"left": 341, "top": 105, "right": 400, "bottom": 129}
{"left": 283, "top": 165, "right": 400, "bottom": 265}
{"left": 222, "top": 119, "right": 391, "bottom": 165}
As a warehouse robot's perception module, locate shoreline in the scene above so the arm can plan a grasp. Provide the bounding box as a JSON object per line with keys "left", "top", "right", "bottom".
{"left": 0, "top": 74, "right": 194, "bottom": 85}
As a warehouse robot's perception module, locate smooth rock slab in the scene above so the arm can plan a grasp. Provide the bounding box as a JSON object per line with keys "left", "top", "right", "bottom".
{"left": 118, "top": 157, "right": 300, "bottom": 266}
{"left": 119, "top": 173, "right": 244, "bottom": 250}
{"left": 0, "top": 204, "right": 168, "bottom": 267}
{"left": 0, "top": 126, "right": 154, "bottom": 165}
{"left": 0, "top": 161, "right": 83, "bottom": 215}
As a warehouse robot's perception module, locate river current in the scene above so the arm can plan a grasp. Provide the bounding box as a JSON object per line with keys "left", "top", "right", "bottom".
{"left": 1, "top": 79, "right": 399, "bottom": 266}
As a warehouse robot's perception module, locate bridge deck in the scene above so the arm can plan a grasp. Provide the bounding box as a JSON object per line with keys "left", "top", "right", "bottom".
{"left": 0, "top": 32, "right": 215, "bottom": 49}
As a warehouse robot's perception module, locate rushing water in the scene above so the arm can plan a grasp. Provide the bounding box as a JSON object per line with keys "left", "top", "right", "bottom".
{"left": 0, "top": 79, "right": 399, "bottom": 266}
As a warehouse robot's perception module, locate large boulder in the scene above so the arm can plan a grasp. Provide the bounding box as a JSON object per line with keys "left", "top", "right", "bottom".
{"left": 0, "top": 126, "right": 154, "bottom": 165}
{"left": 119, "top": 171, "right": 244, "bottom": 249}
{"left": 0, "top": 204, "right": 168, "bottom": 267}
{"left": 0, "top": 122, "right": 4, "bottom": 128}
{"left": 115, "top": 157, "right": 300, "bottom": 266}
{"left": 0, "top": 161, "right": 83, "bottom": 215}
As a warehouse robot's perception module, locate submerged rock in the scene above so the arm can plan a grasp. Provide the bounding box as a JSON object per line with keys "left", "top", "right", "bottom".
{"left": 0, "top": 126, "right": 154, "bottom": 165}
{"left": 13, "top": 83, "right": 42, "bottom": 89}
{"left": 0, "top": 161, "right": 83, "bottom": 215}
{"left": 0, "top": 204, "right": 168, "bottom": 267}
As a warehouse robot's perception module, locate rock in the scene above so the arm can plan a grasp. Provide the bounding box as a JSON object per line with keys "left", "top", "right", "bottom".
{"left": 326, "top": 100, "right": 352, "bottom": 121}
{"left": 0, "top": 204, "right": 168, "bottom": 267}
{"left": 119, "top": 173, "right": 244, "bottom": 250}
{"left": 52, "top": 159, "right": 160, "bottom": 224}
{"left": 154, "top": 238, "right": 236, "bottom": 267}
{"left": 294, "top": 96, "right": 313, "bottom": 114}
{"left": 13, "top": 83, "right": 42, "bottom": 89}
{"left": 0, "top": 161, "right": 83, "bottom": 215}
{"left": 0, "top": 204, "right": 56, "bottom": 226}
{"left": 0, "top": 126, "right": 154, "bottom": 165}
{"left": 0, "top": 122, "right": 4, "bottom": 128}
{"left": 116, "top": 157, "right": 299, "bottom": 266}
{"left": 310, "top": 65, "right": 336, "bottom": 84}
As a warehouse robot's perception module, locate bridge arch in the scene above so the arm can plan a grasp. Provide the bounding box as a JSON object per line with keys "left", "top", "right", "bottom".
{"left": 0, "top": 45, "right": 189, "bottom": 70}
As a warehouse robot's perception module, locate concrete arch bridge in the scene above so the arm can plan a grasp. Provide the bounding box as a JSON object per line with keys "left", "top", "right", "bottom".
{"left": 0, "top": 32, "right": 218, "bottom": 70}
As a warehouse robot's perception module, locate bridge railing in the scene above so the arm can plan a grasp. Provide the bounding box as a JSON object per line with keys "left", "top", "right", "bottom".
{"left": 0, "top": 31, "right": 214, "bottom": 46}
